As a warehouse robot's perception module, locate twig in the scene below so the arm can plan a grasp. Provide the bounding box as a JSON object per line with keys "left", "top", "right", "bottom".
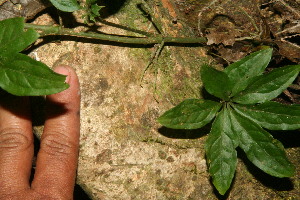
{"left": 238, "top": 6, "right": 260, "bottom": 33}
{"left": 289, "top": 84, "right": 300, "bottom": 90}
{"left": 272, "top": 0, "right": 300, "bottom": 18}
{"left": 137, "top": 2, "right": 163, "bottom": 34}
{"left": 140, "top": 40, "right": 165, "bottom": 84}
{"left": 0, "top": 0, "right": 8, "bottom": 5}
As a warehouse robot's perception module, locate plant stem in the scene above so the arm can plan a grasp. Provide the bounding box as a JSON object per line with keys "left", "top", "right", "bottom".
{"left": 24, "top": 23, "right": 207, "bottom": 45}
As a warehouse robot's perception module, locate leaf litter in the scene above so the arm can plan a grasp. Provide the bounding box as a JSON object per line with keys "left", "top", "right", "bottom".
{"left": 174, "top": 0, "right": 300, "bottom": 104}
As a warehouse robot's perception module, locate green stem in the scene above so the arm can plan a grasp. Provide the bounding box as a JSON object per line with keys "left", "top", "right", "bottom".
{"left": 24, "top": 23, "right": 207, "bottom": 45}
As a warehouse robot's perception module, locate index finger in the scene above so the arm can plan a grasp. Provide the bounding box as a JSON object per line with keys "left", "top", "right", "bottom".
{"left": 31, "top": 65, "right": 80, "bottom": 199}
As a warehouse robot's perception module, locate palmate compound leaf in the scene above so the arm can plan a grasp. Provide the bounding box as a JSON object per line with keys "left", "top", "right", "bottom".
{"left": 49, "top": 0, "right": 81, "bottom": 12}
{"left": 0, "top": 53, "right": 69, "bottom": 96}
{"left": 205, "top": 107, "right": 238, "bottom": 195}
{"left": 0, "top": 17, "right": 38, "bottom": 54}
{"left": 157, "top": 99, "right": 222, "bottom": 129}
{"left": 229, "top": 108, "right": 295, "bottom": 177}
{"left": 201, "top": 64, "right": 232, "bottom": 100}
{"left": 232, "top": 65, "right": 300, "bottom": 104}
{"left": 233, "top": 102, "right": 300, "bottom": 130}
{"left": 223, "top": 48, "right": 273, "bottom": 97}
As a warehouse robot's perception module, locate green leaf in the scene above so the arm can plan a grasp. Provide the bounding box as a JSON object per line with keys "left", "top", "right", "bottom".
{"left": 49, "top": 0, "right": 81, "bottom": 12}
{"left": 0, "top": 17, "right": 39, "bottom": 54}
{"left": 224, "top": 48, "right": 273, "bottom": 96}
{"left": 0, "top": 53, "right": 69, "bottom": 96}
{"left": 91, "top": 4, "right": 102, "bottom": 15}
{"left": 233, "top": 102, "right": 300, "bottom": 130}
{"left": 0, "top": 17, "right": 69, "bottom": 96}
{"left": 201, "top": 64, "right": 232, "bottom": 100}
{"left": 232, "top": 65, "right": 300, "bottom": 104}
{"left": 157, "top": 99, "right": 221, "bottom": 129}
{"left": 205, "top": 108, "right": 238, "bottom": 195}
{"left": 89, "top": 4, "right": 103, "bottom": 22}
{"left": 229, "top": 109, "right": 295, "bottom": 177}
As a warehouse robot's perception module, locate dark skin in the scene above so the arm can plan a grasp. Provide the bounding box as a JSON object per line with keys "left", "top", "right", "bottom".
{"left": 0, "top": 65, "right": 80, "bottom": 200}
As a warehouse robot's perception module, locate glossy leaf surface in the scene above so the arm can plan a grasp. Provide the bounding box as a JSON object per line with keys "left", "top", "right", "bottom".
{"left": 0, "top": 17, "right": 69, "bottom": 96}
{"left": 201, "top": 64, "right": 232, "bottom": 100}
{"left": 230, "top": 109, "right": 295, "bottom": 177}
{"left": 157, "top": 99, "right": 221, "bottom": 129}
{"left": 49, "top": 0, "right": 81, "bottom": 12}
{"left": 205, "top": 108, "right": 238, "bottom": 195}
{"left": 0, "top": 17, "right": 38, "bottom": 54}
{"left": 233, "top": 102, "right": 300, "bottom": 130}
{"left": 233, "top": 65, "right": 300, "bottom": 104}
{"left": 224, "top": 48, "right": 272, "bottom": 96}
{"left": 0, "top": 53, "right": 69, "bottom": 95}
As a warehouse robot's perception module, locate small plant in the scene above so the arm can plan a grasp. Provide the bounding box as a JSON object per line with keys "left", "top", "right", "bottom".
{"left": 158, "top": 48, "right": 300, "bottom": 195}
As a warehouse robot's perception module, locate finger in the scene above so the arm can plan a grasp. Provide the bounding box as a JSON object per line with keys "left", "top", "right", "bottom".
{"left": 0, "top": 94, "right": 33, "bottom": 195}
{"left": 31, "top": 65, "right": 80, "bottom": 198}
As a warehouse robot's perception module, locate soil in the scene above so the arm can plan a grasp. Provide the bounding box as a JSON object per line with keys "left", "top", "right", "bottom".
{"left": 1, "top": 0, "right": 299, "bottom": 199}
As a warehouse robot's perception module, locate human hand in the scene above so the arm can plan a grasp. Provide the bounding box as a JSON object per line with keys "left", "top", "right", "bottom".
{"left": 0, "top": 65, "right": 80, "bottom": 200}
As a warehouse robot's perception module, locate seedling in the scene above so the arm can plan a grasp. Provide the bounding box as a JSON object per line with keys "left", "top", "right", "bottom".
{"left": 158, "top": 48, "right": 300, "bottom": 195}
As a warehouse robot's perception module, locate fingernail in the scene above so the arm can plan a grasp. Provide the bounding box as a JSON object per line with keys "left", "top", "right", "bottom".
{"left": 54, "top": 65, "right": 71, "bottom": 83}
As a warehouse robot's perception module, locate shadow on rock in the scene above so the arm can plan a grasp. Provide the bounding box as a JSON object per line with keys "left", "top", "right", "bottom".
{"left": 99, "top": 0, "right": 128, "bottom": 18}
{"left": 237, "top": 148, "right": 294, "bottom": 192}
{"left": 158, "top": 124, "right": 210, "bottom": 139}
